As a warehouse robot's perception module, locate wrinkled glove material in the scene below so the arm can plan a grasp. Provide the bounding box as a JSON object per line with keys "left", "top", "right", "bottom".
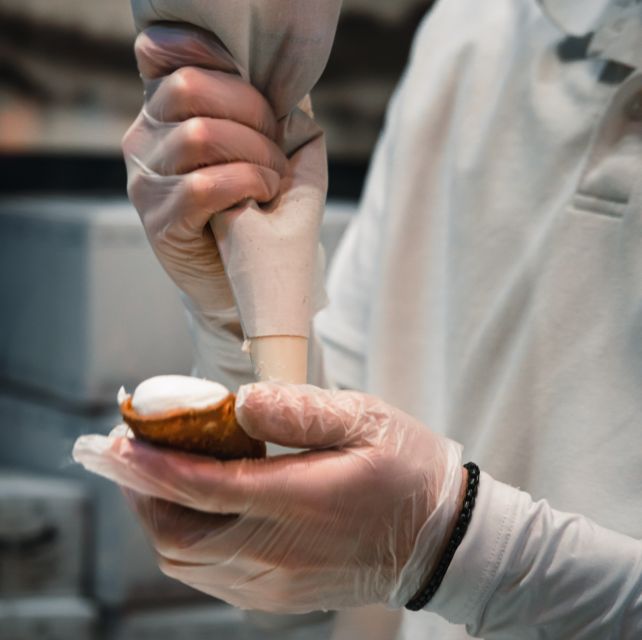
{"left": 74, "top": 383, "right": 463, "bottom": 613}
{"left": 129, "top": 0, "right": 342, "bottom": 338}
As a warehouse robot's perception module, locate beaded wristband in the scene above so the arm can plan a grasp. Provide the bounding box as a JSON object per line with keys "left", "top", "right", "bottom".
{"left": 405, "top": 462, "right": 480, "bottom": 611}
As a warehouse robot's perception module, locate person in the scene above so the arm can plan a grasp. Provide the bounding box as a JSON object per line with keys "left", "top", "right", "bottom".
{"left": 73, "top": 0, "right": 642, "bottom": 638}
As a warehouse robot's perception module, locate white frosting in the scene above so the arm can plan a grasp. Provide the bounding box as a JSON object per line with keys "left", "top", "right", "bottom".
{"left": 128, "top": 375, "right": 229, "bottom": 416}
{"left": 117, "top": 386, "right": 130, "bottom": 406}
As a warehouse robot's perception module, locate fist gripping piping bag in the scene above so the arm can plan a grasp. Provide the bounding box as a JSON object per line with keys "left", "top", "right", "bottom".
{"left": 130, "top": 0, "right": 342, "bottom": 344}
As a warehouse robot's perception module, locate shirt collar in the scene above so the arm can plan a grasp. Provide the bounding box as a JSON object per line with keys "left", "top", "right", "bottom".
{"left": 538, "top": 0, "right": 615, "bottom": 36}
{"left": 538, "top": 0, "right": 642, "bottom": 69}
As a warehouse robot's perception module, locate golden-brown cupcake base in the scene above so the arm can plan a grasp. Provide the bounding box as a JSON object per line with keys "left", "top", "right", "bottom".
{"left": 120, "top": 394, "right": 266, "bottom": 460}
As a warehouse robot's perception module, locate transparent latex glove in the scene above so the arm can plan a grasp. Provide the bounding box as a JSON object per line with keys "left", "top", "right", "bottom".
{"left": 122, "top": 24, "right": 289, "bottom": 333}
{"left": 73, "top": 383, "right": 464, "bottom": 613}
{"left": 123, "top": 23, "right": 329, "bottom": 339}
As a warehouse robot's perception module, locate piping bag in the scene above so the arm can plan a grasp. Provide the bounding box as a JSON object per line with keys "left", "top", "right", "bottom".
{"left": 131, "top": 0, "right": 342, "bottom": 385}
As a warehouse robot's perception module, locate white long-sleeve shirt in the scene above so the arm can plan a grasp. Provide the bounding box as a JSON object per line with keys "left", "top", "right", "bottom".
{"left": 315, "top": 0, "right": 642, "bottom": 637}
{"left": 425, "top": 473, "right": 642, "bottom": 638}
{"left": 146, "top": 0, "right": 642, "bottom": 636}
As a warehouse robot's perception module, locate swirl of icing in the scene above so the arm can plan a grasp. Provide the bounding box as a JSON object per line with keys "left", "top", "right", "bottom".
{"left": 119, "top": 375, "right": 229, "bottom": 416}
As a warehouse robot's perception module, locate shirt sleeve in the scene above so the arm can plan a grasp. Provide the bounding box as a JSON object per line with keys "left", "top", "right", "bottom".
{"left": 314, "top": 212, "right": 372, "bottom": 391}
{"left": 427, "top": 472, "right": 642, "bottom": 639}
{"left": 315, "top": 88, "right": 403, "bottom": 391}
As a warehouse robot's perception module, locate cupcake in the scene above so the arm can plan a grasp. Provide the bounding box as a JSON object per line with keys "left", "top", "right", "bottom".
{"left": 118, "top": 375, "right": 265, "bottom": 459}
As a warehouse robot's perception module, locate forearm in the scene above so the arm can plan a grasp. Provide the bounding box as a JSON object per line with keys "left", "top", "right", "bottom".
{"left": 429, "top": 473, "right": 642, "bottom": 638}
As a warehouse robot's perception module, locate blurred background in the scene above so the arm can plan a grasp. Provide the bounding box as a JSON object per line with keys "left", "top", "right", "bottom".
{"left": 0, "top": 1, "right": 433, "bottom": 638}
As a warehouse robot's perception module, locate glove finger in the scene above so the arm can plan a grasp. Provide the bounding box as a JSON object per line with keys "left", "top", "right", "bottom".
{"left": 236, "top": 383, "right": 380, "bottom": 449}
{"left": 154, "top": 558, "right": 264, "bottom": 611}
{"left": 131, "top": 497, "right": 324, "bottom": 570}
{"left": 129, "top": 163, "right": 281, "bottom": 241}
{"left": 155, "top": 552, "right": 293, "bottom": 613}
{"left": 74, "top": 432, "right": 355, "bottom": 517}
{"left": 74, "top": 434, "right": 255, "bottom": 512}
{"left": 182, "top": 163, "right": 282, "bottom": 224}
{"left": 126, "top": 492, "right": 272, "bottom": 567}
{"left": 145, "top": 67, "right": 278, "bottom": 139}
{"left": 135, "top": 24, "right": 238, "bottom": 80}
{"left": 122, "top": 162, "right": 235, "bottom": 307}
{"left": 122, "top": 488, "right": 240, "bottom": 556}
{"left": 146, "top": 118, "right": 288, "bottom": 177}
{"left": 159, "top": 558, "right": 338, "bottom": 614}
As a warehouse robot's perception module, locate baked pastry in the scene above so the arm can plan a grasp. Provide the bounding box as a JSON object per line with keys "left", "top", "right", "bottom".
{"left": 118, "top": 375, "right": 265, "bottom": 459}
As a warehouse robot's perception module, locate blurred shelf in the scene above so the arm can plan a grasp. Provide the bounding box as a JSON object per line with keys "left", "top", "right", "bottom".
{"left": 0, "top": 153, "right": 368, "bottom": 201}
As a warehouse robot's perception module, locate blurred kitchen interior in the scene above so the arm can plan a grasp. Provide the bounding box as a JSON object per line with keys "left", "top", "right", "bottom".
{"left": 0, "top": 1, "right": 433, "bottom": 638}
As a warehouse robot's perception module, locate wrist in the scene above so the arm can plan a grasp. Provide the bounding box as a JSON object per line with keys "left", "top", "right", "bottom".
{"left": 405, "top": 463, "right": 480, "bottom": 611}
{"left": 432, "top": 467, "right": 469, "bottom": 566}
{"left": 387, "top": 438, "right": 464, "bottom": 608}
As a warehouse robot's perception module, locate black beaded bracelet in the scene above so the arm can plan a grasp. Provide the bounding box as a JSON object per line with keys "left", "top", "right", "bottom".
{"left": 405, "top": 462, "right": 480, "bottom": 611}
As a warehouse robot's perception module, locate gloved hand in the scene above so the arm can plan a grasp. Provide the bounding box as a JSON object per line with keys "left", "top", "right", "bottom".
{"left": 73, "top": 383, "right": 465, "bottom": 613}
{"left": 122, "top": 25, "right": 289, "bottom": 332}
{"left": 124, "top": 21, "right": 331, "bottom": 346}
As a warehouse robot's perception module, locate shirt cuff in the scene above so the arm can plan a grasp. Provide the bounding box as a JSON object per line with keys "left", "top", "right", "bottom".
{"left": 425, "top": 472, "right": 524, "bottom": 624}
